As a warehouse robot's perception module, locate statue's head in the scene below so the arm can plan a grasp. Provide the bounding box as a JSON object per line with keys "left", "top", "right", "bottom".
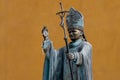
{"left": 66, "top": 7, "right": 86, "bottom": 41}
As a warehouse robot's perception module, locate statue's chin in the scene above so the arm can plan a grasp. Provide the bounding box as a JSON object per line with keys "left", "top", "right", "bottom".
{"left": 70, "top": 38, "right": 81, "bottom": 42}
{"left": 70, "top": 38, "right": 77, "bottom": 42}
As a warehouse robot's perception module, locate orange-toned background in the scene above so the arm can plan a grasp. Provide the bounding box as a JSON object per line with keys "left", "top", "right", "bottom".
{"left": 0, "top": 0, "right": 120, "bottom": 80}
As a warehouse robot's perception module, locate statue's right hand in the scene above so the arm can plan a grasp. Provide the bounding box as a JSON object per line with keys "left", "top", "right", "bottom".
{"left": 42, "top": 26, "right": 49, "bottom": 40}
{"left": 67, "top": 53, "right": 75, "bottom": 60}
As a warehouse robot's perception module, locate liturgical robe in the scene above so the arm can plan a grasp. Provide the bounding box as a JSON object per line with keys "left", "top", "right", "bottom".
{"left": 42, "top": 39, "right": 92, "bottom": 80}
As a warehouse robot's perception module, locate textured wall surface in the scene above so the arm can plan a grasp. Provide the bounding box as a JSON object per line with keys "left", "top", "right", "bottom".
{"left": 0, "top": 0, "right": 120, "bottom": 80}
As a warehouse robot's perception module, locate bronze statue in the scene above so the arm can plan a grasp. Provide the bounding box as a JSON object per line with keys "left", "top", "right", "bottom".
{"left": 42, "top": 2, "right": 92, "bottom": 80}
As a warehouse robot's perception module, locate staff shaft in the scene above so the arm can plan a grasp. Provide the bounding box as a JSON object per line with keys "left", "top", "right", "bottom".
{"left": 56, "top": 2, "right": 74, "bottom": 80}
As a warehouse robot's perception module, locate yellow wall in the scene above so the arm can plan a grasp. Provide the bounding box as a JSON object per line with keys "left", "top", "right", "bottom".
{"left": 0, "top": 0, "right": 120, "bottom": 80}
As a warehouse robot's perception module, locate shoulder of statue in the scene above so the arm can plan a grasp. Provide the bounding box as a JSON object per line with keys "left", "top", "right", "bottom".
{"left": 82, "top": 41, "right": 92, "bottom": 49}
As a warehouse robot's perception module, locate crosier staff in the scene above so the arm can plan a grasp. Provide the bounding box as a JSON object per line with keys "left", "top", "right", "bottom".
{"left": 56, "top": 2, "right": 73, "bottom": 80}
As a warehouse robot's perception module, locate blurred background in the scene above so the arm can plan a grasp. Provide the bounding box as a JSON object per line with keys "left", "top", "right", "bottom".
{"left": 0, "top": 0, "right": 120, "bottom": 80}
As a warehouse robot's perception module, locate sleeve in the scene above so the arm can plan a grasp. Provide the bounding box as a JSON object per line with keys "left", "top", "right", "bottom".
{"left": 42, "top": 39, "right": 54, "bottom": 59}
{"left": 73, "top": 52, "right": 83, "bottom": 65}
{"left": 42, "top": 39, "right": 63, "bottom": 80}
{"left": 73, "top": 42, "right": 92, "bottom": 80}
{"left": 73, "top": 42, "right": 92, "bottom": 66}
{"left": 42, "top": 39, "right": 58, "bottom": 80}
{"left": 81, "top": 42, "right": 92, "bottom": 80}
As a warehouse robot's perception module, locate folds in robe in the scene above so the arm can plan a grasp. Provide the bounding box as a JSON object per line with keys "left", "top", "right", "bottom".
{"left": 42, "top": 39, "right": 92, "bottom": 80}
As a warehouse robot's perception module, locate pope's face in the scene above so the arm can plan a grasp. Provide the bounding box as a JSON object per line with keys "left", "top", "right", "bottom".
{"left": 68, "top": 28, "right": 82, "bottom": 41}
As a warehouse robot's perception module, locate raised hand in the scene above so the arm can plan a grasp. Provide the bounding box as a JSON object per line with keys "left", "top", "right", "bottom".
{"left": 42, "top": 26, "right": 49, "bottom": 41}
{"left": 41, "top": 26, "right": 51, "bottom": 53}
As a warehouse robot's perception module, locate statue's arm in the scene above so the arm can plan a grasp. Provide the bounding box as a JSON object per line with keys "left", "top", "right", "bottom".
{"left": 41, "top": 26, "right": 56, "bottom": 59}
{"left": 74, "top": 42, "right": 92, "bottom": 66}
{"left": 42, "top": 39, "right": 50, "bottom": 58}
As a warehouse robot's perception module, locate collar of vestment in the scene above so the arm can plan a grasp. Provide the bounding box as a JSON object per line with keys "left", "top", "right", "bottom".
{"left": 69, "top": 39, "right": 82, "bottom": 48}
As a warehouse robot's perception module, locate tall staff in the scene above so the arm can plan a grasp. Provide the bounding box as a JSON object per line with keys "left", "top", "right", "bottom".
{"left": 56, "top": 2, "right": 73, "bottom": 80}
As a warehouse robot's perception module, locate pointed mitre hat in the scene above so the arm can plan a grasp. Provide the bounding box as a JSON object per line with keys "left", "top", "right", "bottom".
{"left": 66, "top": 7, "right": 84, "bottom": 31}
